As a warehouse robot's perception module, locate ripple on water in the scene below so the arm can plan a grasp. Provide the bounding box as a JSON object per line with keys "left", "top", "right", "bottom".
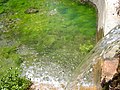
{"left": 21, "top": 60, "right": 70, "bottom": 89}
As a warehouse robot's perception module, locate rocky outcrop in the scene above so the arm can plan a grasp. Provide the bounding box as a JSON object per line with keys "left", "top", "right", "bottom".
{"left": 89, "top": 0, "right": 120, "bottom": 41}
{"left": 68, "top": 25, "right": 120, "bottom": 90}
{"left": 101, "top": 50, "right": 120, "bottom": 90}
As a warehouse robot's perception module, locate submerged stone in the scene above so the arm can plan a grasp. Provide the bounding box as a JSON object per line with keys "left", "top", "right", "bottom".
{"left": 24, "top": 7, "right": 39, "bottom": 14}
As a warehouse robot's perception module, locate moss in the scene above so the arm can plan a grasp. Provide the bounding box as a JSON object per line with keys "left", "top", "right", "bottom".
{"left": 0, "top": 0, "right": 97, "bottom": 88}
{"left": 0, "top": 68, "right": 32, "bottom": 90}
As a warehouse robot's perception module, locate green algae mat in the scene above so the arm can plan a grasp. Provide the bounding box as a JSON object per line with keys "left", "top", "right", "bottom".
{"left": 0, "top": 0, "right": 97, "bottom": 79}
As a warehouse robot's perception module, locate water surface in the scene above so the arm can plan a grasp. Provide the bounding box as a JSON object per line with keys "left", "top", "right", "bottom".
{"left": 0, "top": 0, "right": 97, "bottom": 87}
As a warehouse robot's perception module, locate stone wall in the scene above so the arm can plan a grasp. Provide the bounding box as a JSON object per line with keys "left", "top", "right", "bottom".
{"left": 89, "top": 0, "right": 120, "bottom": 41}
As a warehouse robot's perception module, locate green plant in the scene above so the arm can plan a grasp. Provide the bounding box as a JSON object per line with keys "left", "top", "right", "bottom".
{"left": 0, "top": 0, "right": 96, "bottom": 82}
{"left": 79, "top": 40, "right": 94, "bottom": 54}
{"left": 0, "top": 68, "right": 31, "bottom": 90}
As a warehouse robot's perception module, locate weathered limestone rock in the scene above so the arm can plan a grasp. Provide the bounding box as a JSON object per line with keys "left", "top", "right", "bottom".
{"left": 67, "top": 25, "right": 120, "bottom": 90}
{"left": 101, "top": 59, "right": 118, "bottom": 82}
{"left": 99, "top": 48, "right": 120, "bottom": 90}
{"left": 89, "top": 0, "right": 120, "bottom": 41}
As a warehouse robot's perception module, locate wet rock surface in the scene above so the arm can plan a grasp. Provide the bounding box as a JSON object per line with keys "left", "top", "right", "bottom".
{"left": 101, "top": 59, "right": 119, "bottom": 82}
{"left": 101, "top": 49, "right": 120, "bottom": 90}
{"left": 68, "top": 25, "right": 120, "bottom": 90}
{"left": 29, "top": 83, "right": 64, "bottom": 90}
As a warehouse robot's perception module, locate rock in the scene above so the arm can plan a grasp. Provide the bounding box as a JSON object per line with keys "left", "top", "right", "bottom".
{"left": 115, "top": 84, "right": 120, "bottom": 89}
{"left": 80, "top": 0, "right": 89, "bottom": 4}
{"left": 24, "top": 7, "right": 39, "bottom": 14}
{"left": 101, "top": 50, "right": 120, "bottom": 90}
{"left": 101, "top": 59, "right": 118, "bottom": 81}
{"left": 48, "top": 9, "right": 57, "bottom": 16}
{"left": 29, "top": 83, "right": 64, "bottom": 90}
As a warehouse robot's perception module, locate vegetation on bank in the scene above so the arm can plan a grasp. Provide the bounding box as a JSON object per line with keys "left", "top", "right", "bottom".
{"left": 0, "top": 68, "right": 31, "bottom": 90}
{"left": 0, "top": 0, "right": 96, "bottom": 89}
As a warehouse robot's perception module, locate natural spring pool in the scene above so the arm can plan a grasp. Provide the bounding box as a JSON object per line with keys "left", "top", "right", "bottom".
{"left": 0, "top": 0, "right": 97, "bottom": 89}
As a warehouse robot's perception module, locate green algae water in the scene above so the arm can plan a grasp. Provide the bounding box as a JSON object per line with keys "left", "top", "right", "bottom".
{"left": 0, "top": 0, "right": 97, "bottom": 88}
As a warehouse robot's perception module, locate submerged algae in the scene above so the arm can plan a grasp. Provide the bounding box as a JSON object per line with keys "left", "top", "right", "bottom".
{"left": 0, "top": 0, "right": 97, "bottom": 87}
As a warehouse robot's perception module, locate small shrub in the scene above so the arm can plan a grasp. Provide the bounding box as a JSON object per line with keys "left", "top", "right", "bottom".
{"left": 0, "top": 68, "right": 32, "bottom": 90}
{"left": 79, "top": 40, "right": 93, "bottom": 54}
